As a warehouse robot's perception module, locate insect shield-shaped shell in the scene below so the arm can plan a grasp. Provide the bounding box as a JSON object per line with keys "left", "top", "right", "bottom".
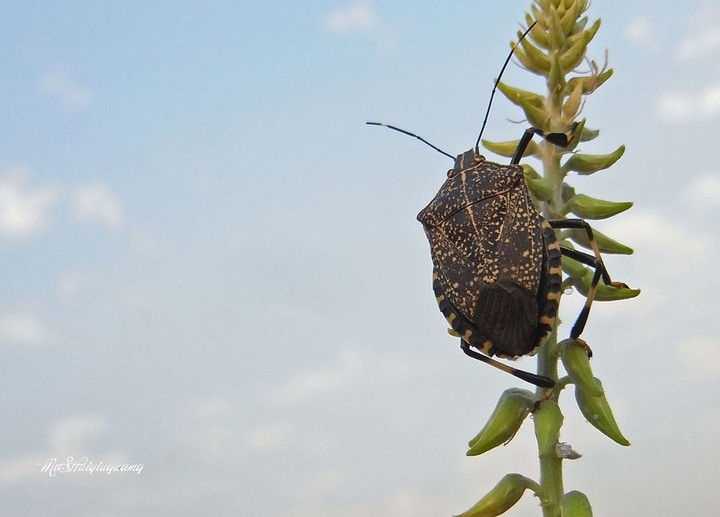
{"left": 417, "top": 149, "right": 560, "bottom": 358}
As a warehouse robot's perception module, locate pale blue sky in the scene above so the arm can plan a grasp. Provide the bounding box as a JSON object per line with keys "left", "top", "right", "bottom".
{"left": 1, "top": 1, "right": 719, "bottom": 516}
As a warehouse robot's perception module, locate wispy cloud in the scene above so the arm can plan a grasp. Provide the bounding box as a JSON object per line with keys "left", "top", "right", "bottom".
{"left": 0, "top": 168, "right": 59, "bottom": 239}
{"left": 49, "top": 414, "right": 109, "bottom": 456}
{"left": 71, "top": 184, "right": 125, "bottom": 230}
{"left": 0, "top": 455, "right": 42, "bottom": 486}
{"left": 683, "top": 172, "right": 720, "bottom": 211}
{"left": 247, "top": 423, "right": 289, "bottom": 450}
{"left": 603, "top": 210, "right": 708, "bottom": 283}
{"left": 0, "top": 413, "right": 117, "bottom": 486}
{"left": 38, "top": 67, "right": 93, "bottom": 113}
{"left": 625, "top": 16, "right": 659, "bottom": 53}
{"left": 675, "top": 4, "right": 720, "bottom": 60}
{"left": 323, "top": 3, "right": 376, "bottom": 35}
{"left": 0, "top": 311, "right": 55, "bottom": 346}
{"left": 604, "top": 211, "right": 707, "bottom": 257}
{"left": 655, "top": 83, "right": 720, "bottom": 122}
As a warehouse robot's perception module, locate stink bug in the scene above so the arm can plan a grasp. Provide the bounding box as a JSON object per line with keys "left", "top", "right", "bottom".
{"left": 368, "top": 23, "right": 627, "bottom": 389}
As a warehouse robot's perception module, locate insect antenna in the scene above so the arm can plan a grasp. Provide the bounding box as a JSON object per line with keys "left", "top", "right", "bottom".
{"left": 366, "top": 122, "right": 455, "bottom": 161}
{"left": 474, "top": 21, "right": 537, "bottom": 154}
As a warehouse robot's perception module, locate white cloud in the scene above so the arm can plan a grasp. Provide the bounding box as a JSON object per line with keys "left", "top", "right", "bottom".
{"left": 0, "top": 168, "right": 58, "bottom": 239}
{"left": 38, "top": 68, "right": 93, "bottom": 113}
{"left": 71, "top": 183, "right": 125, "bottom": 230}
{"left": 683, "top": 172, "right": 720, "bottom": 211}
{"left": 323, "top": 3, "right": 376, "bottom": 35}
{"left": 603, "top": 211, "right": 706, "bottom": 257}
{"left": 625, "top": 16, "right": 659, "bottom": 52}
{"left": 656, "top": 84, "right": 720, "bottom": 122}
{"left": 247, "top": 424, "right": 288, "bottom": 450}
{"left": 0, "top": 454, "right": 43, "bottom": 486}
{"left": 0, "top": 311, "right": 55, "bottom": 346}
{"left": 676, "top": 4, "right": 720, "bottom": 60}
{"left": 601, "top": 210, "right": 710, "bottom": 285}
{"left": 0, "top": 171, "right": 126, "bottom": 240}
{"left": 675, "top": 337, "right": 720, "bottom": 379}
{"left": 49, "top": 414, "right": 109, "bottom": 456}
{"left": 0, "top": 413, "right": 121, "bottom": 486}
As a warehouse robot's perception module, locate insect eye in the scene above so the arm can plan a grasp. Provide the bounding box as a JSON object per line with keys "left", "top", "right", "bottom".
{"left": 447, "top": 169, "right": 454, "bottom": 178}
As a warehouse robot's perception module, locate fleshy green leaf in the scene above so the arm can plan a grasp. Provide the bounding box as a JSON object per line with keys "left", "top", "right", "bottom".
{"left": 528, "top": 13, "right": 549, "bottom": 48}
{"left": 575, "top": 379, "right": 630, "bottom": 446}
{"left": 560, "top": 339, "right": 603, "bottom": 396}
{"left": 562, "top": 490, "right": 594, "bottom": 517}
{"left": 573, "top": 15, "right": 589, "bottom": 34}
{"left": 572, "top": 272, "right": 641, "bottom": 301}
{"left": 524, "top": 165, "right": 555, "bottom": 201}
{"left": 566, "top": 68, "right": 613, "bottom": 95}
{"left": 561, "top": 253, "right": 588, "bottom": 278}
{"left": 567, "top": 227, "right": 634, "bottom": 255}
{"left": 563, "top": 145, "right": 625, "bottom": 175}
{"left": 531, "top": 4, "right": 546, "bottom": 30}
{"left": 467, "top": 388, "right": 535, "bottom": 456}
{"left": 579, "top": 126, "right": 600, "bottom": 142}
{"left": 565, "top": 194, "right": 632, "bottom": 219}
{"left": 559, "top": 0, "right": 581, "bottom": 35}
{"left": 517, "top": 95, "right": 549, "bottom": 129}
{"left": 497, "top": 81, "right": 546, "bottom": 109}
{"left": 549, "top": 6, "right": 567, "bottom": 50}
{"left": 483, "top": 139, "right": 540, "bottom": 158}
{"left": 548, "top": 51, "right": 567, "bottom": 92}
{"left": 567, "top": 18, "right": 600, "bottom": 48}
{"left": 455, "top": 473, "right": 540, "bottom": 517}
{"left": 533, "top": 400, "right": 563, "bottom": 457}
{"left": 563, "top": 80, "right": 583, "bottom": 120}
{"left": 519, "top": 35, "right": 552, "bottom": 73}
{"left": 561, "top": 31, "right": 590, "bottom": 71}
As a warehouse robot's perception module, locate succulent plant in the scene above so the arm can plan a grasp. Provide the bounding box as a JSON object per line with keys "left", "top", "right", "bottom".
{"left": 458, "top": 1, "right": 639, "bottom": 516}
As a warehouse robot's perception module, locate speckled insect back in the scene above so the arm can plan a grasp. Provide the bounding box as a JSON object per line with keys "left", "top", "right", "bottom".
{"left": 368, "top": 21, "right": 632, "bottom": 390}
{"left": 417, "top": 149, "right": 562, "bottom": 360}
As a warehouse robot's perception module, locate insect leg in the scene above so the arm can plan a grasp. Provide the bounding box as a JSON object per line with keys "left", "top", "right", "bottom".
{"left": 511, "top": 128, "right": 544, "bottom": 164}
{"left": 460, "top": 340, "right": 555, "bottom": 388}
{"left": 549, "top": 219, "right": 627, "bottom": 286}
{"left": 511, "top": 123, "right": 579, "bottom": 164}
{"left": 556, "top": 244, "right": 625, "bottom": 351}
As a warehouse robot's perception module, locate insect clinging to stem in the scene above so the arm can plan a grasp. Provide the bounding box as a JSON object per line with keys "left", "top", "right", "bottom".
{"left": 368, "top": 22, "right": 629, "bottom": 389}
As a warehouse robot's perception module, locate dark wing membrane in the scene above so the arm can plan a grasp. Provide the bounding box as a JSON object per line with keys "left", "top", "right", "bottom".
{"left": 474, "top": 280, "right": 538, "bottom": 357}
{"left": 427, "top": 224, "right": 538, "bottom": 356}
{"left": 488, "top": 179, "right": 545, "bottom": 356}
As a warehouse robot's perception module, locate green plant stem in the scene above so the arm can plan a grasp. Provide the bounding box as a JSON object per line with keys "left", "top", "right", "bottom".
{"left": 535, "top": 71, "right": 568, "bottom": 515}
{"left": 535, "top": 333, "right": 563, "bottom": 517}
{"left": 538, "top": 443, "right": 563, "bottom": 517}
